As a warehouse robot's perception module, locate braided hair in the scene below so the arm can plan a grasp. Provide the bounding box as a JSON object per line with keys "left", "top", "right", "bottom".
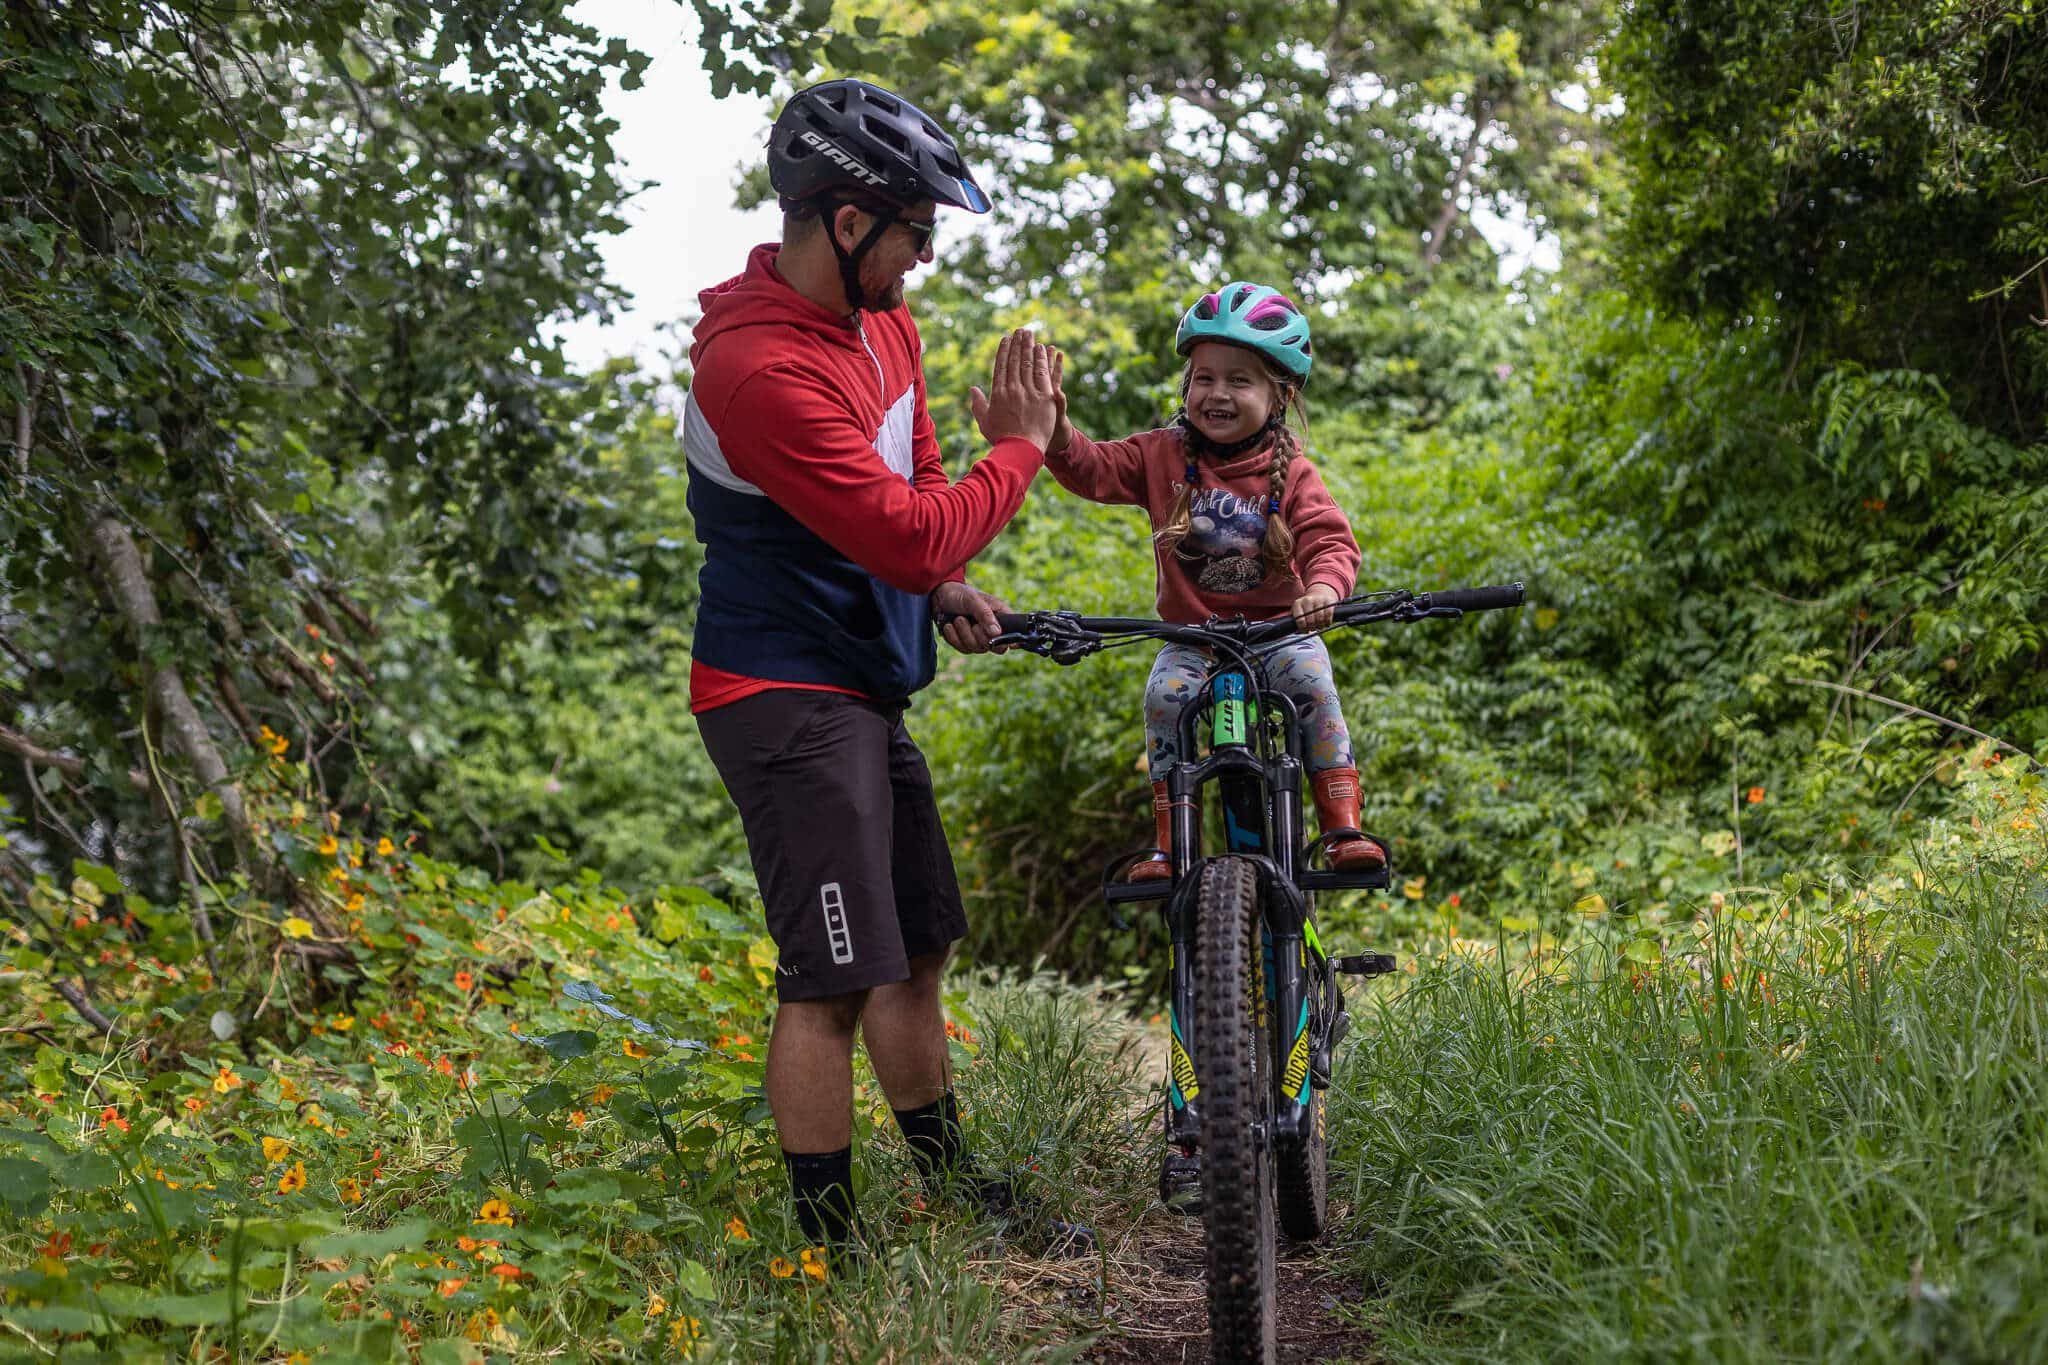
{"left": 1155, "top": 351, "right": 1311, "bottom": 576}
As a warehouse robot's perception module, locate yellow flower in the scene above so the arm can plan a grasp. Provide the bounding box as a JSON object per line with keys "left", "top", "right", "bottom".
{"left": 261, "top": 1136, "right": 291, "bottom": 1163}
{"left": 318, "top": 834, "right": 339, "bottom": 856}
{"left": 463, "top": 1307, "right": 500, "bottom": 1342}
{"left": 327, "top": 866, "right": 348, "bottom": 883}
{"left": 337, "top": 1177, "right": 364, "bottom": 1205}
{"left": 769, "top": 1257, "right": 796, "bottom": 1279}
{"left": 277, "top": 1160, "right": 307, "bottom": 1194}
{"left": 329, "top": 1015, "right": 354, "bottom": 1032}
{"left": 622, "top": 1038, "right": 648, "bottom": 1059}
{"left": 476, "top": 1198, "right": 516, "bottom": 1227}
{"left": 670, "top": 1315, "right": 701, "bottom": 1347}
{"left": 590, "top": 1084, "right": 617, "bottom": 1104}
{"left": 724, "top": 1216, "right": 749, "bottom": 1241}
{"left": 281, "top": 916, "right": 314, "bottom": 940}
{"left": 213, "top": 1066, "right": 243, "bottom": 1095}
{"left": 566, "top": 1110, "right": 587, "bottom": 1129}
{"left": 377, "top": 837, "right": 395, "bottom": 856}
{"left": 278, "top": 1076, "right": 300, "bottom": 1103}
{"left": 344, "top": 892, "right": 365, "bottom": 913}
{"left": 799, "top": 1246, "right": 827, "bottom": 1282}
{"left": 646, "top": 1291, "right": 667, "bottom": 1318}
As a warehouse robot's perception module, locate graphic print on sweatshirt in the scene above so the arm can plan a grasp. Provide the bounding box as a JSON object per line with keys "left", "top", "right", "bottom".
{"left": 1173, "top": 486, "right": 1270, "bottom": 594}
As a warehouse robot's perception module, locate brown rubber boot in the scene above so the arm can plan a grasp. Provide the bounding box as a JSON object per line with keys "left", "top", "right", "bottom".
{"left": 1310, "top": 767, "right": 1385, "bottom": 871}
{"left": 1127, "top": 781, "right": 1173, "bottom": 882}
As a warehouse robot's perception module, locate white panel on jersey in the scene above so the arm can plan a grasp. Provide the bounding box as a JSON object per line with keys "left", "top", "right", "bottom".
{"left": 875, "top": 386, "right": 917, "bottom": 483}
{"left": 682, "top": 391, "right": 765, "bottom": 496}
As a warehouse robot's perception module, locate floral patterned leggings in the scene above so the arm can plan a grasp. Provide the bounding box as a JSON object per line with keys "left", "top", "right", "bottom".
{"left": 1143, "top": 637, "right": 1353, "bottom": 780}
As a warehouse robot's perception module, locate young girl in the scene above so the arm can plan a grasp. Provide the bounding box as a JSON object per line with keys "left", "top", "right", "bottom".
{"left": 1044, "top": 281, "right": 1383, "bottom": 880}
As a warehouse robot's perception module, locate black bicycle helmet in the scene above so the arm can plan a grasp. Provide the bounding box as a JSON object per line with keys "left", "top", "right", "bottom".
{"left": 768, "top": 79, "right": 990, "bottom": 311}
{"left": 768, "top": 78, "right": 991, "bottom": 214}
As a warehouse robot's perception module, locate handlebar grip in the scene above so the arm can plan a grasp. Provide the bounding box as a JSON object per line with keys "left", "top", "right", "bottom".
{"left": 993, "top": 611, "right": 1031, "bottom": 634}
{"left": 1414, "top": 583, "right": 1525, "bottom": 614}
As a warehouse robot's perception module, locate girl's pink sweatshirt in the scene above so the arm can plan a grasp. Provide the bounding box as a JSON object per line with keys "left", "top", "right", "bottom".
{"left": 1046, "top": 426, "right": 1361, "bottom": 626}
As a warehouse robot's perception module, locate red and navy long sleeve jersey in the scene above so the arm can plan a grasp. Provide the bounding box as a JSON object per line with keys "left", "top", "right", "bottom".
{"left": 682, "top": 245, "right": 1043, "bottom": 709}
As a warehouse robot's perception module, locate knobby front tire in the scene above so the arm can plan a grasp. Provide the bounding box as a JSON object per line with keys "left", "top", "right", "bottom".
{"left": 1196, "top": 856, "right": 1277, "bottom": 1364}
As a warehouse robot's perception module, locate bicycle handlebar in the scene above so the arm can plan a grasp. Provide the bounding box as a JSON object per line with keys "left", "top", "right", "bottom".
{"left": 955, "top": 582, "right": 1525, "bottom": 663}
{"left": 1411, "top": 584, "right": 1526, "bottom": 614}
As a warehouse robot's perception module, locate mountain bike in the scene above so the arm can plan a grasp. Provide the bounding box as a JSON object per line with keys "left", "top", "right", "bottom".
{"left": 980, "top": 582, "right": 1525, "bottom": 1364}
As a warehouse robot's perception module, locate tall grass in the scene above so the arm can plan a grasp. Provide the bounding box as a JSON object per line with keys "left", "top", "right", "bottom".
{"left": 1331, "top": 786, "right": 2048, "bottom": 1362}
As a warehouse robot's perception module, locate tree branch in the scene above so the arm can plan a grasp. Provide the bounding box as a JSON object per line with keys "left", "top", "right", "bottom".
{"left": 54, "top": 979, "right": 116, "bottom": 1036}
{"left": 1424, "top": 99, "right": 1491, "bottom": 268}
{"left": 0, "top": 721, "right": 148, "bottom": 790}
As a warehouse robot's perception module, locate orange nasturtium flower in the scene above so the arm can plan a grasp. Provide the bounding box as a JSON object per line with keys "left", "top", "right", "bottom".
{"left": 799, "top": 1246, "right": 827, "bottom": 1281}
{"left": 489, "top": 1263, "right": 522, "bottom": 1282}
{"left": 438, "top": 1277, "right": 466, "bottom": 1300}
{"left": 476, "top": 1198, "right": 516, "bottom": 1227}
{"left": 567, "top": 1111, "right": 588, "bottom": 1130}
{"left": 769, "top": 1257, "right": 796, "bottom": 1279}
{"left": 1747, "top": 786, "right": 1766, "bottom": 805}
{"left": 261, "top": 1136, "right": 291, "bottom": 1163}
{"left": 590, "top": 1084, "right": 617, "bottom": 1104}
{"left": 377, "top": 837, "right": 395, "bottom": 857}
{"left": 697, "top": 966, "right": 715, "bottom": 983}
{"left": 454, "top": 970, "right": 475, "bottom": 993}
{"left": 645, "top": 1291, "right": 667, "bottom": 1318}
{"left": 621, "top": 1039, "right": 649, "bottom": 1059}
{"left": 182, "top": 1097, "right": 205, "bottom": 1114}
{"left": 213, "top": 1066, "right": 243, "bottom": 1094}
{"left": 277, "top": 1160, "right": 308, "bottom": 1195}
{"left": 278, "top": 1076, "right": 301, "bottom": 1103}
{"left": 725, "top": 1216, "right": 750, "bottom": 1241}
{"left": 670, "top": 1316, "right": 701, "bottom": 1347}
{"left": 318, "top": 834, "right": 339, "bottom": 856}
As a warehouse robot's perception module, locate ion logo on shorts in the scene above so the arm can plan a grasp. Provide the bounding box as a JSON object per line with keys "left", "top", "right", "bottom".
{"left": 820, "top": 883, "right": 854, "bottom": 964}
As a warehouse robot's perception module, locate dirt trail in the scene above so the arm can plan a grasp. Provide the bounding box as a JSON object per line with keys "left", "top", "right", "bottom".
{"left": 1000, "top": 1022, "right": 1379, "bottom": 1363}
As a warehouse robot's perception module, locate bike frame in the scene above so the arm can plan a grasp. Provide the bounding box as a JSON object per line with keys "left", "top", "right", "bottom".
{"left": 1160, "top": 648, "right": 1325, "bottom": 1158}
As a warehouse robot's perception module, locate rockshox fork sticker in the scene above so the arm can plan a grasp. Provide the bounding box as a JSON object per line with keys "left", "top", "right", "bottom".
{"left": 1169, "top": 1018, "right": 1199, "bottom": 1106}
{"left": 820, "top": 883, "right": 853, "bottom": 965}
{"left": 1283, "top": 1000, "right": 1312, "bottom": 1101}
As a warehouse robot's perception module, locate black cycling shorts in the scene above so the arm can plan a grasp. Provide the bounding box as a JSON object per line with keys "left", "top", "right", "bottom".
{"left": 695, "top": 689, "right": 970, "bottom": 1002}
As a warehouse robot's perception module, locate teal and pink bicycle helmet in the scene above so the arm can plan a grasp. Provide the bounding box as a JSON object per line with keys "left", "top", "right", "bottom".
{"left": 1174, "top": 282, "right": 1313, "bottom": 382}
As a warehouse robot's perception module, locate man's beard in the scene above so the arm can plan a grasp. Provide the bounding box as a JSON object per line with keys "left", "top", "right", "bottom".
{"left": 863, "top": 274, "right": 908, "bottom": 312}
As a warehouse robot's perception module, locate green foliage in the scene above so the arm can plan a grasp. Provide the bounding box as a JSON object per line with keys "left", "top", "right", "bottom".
{"left": 0, "top": 801, "right": 1147, "bottom": 1359}
{"left": 1332, "top": 755, "right": 2048, "bottom": 1362}
{"left": 1610, "top": 0, "right": 2048, "bottom": 439}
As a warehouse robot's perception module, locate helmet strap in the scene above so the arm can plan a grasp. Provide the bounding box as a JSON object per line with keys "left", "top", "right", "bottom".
{"left": 1174, "top": 410, "right": 1284, "bottom": 462}
{"left": 818, "top": 197, "right": 900, "bottom": 313}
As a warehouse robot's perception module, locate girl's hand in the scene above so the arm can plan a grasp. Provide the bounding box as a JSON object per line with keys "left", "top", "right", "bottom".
{"left": 1292, "top": 585, "right": 1338, "bottom": 631}
{"left": 1048, "top": 348, "right": 1072, "bottom": 456}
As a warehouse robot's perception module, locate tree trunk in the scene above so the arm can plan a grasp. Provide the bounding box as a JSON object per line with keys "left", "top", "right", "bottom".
{"left": 86, "top": 508, "right": 253, "bottom": 852}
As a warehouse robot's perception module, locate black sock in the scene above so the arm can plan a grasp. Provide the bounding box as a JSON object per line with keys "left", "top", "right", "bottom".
{"left": 783, "top": 1146, "right": 857, "bottom": 1248}
{"left": 892, "top": 1092, "right": 965, "bottom": 1185}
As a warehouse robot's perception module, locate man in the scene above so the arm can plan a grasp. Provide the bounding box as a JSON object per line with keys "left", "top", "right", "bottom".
{"left": 681, "top": 77, "right": 1065, "bottom": 1253}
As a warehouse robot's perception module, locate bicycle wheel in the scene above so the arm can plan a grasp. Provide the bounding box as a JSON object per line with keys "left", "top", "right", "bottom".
{"left": 1195, "top": 856, "right": 1277, "bottom": 1364}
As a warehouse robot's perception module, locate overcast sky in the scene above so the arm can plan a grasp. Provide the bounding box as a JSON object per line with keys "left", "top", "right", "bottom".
{"left": 552, "top": 0, "right": 778, "bottom": 372}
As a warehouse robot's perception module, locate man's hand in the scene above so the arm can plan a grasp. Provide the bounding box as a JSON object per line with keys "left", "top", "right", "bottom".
{"left": 1292, "top": 584, "right": 1339, "bottom": 631}
{"left": 968, "top": 329, "right": 1060, "bottom": 452}
{"left": 932, "top": 580, "right": 1013, "bottom": 655}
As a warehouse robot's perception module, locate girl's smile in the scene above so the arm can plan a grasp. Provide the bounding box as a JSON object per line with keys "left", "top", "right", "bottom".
{"left": 1184, "top": 341, "right": 1278, "bottom": 446}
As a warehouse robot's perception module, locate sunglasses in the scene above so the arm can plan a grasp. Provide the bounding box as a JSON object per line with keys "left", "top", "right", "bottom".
{"left": 895, "top": 215, "right": 938, "bottom": 253}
